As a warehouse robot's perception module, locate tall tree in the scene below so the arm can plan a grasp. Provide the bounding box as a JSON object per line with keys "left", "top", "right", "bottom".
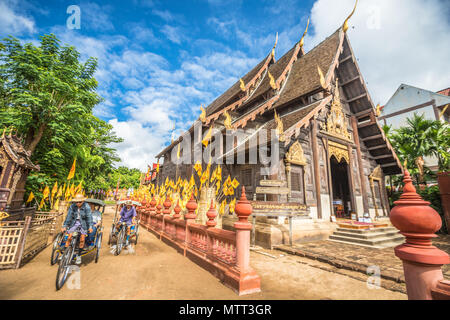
{"left": 0, "top": 34, "right": 101, "bottom": 153}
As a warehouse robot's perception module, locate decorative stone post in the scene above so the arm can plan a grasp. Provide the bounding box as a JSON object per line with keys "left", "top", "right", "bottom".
{"left": 173, "top": 199, "right": 181, "bottom": 219}
{"left": 234, "top": 186, "right": 261, "bottom": 295}
{"left": 390, "top": 169, "right": 450, "bottom": 300}
{"left": 206, "top": 200, "right": 217, "bottom": 228}
{"left": 184, "top": 194, "right": 197, "bottom": 256}
{"left": 163, "top": 196, "right": 171, "bottom": 236}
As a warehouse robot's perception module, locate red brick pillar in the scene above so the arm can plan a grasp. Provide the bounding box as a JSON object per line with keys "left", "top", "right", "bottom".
{"left": 234, "top": 186, "right": 261, "bottom": 295}
{"left": 206, "top": 200, "right": 217, "bottom": 258}
{"left": 390, "top": 169, "right": 450, "bottom": 300}
{"left": 184, "top": 194, "right": 197, "bottom": 256}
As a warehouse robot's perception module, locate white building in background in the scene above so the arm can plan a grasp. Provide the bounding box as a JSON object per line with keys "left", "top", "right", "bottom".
{"left": 378, "top": 84, "right": 450, "bottom": 170}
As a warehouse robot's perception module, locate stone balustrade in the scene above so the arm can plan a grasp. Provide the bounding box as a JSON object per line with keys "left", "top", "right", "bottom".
{"left": 137, "top": 187, "right": 261, "bottom": 295}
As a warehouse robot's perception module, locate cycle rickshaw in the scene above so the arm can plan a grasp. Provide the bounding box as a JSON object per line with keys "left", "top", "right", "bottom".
{"left": 51, "top": 198, "right": 105, "bottom": 290}
{"left": 108, "top": 199, "right": 140, "bottom": 256}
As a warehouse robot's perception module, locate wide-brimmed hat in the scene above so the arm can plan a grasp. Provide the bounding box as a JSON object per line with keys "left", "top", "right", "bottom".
{"left": 72, "top": 194, "right": 86, "bottom": 203}
{"left": 125, "top": 200, "right": 132, "bottom": 205}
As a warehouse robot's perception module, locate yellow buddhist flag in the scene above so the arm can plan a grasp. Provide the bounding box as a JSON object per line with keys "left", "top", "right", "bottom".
{"left": 231, "top": 178, "right": 240, "bottom": 189}
{"left": 199, "top": 104, "right": 206, "bottom": 122}
{"left": 43, "top": 185, "right": 50, "bottom": 200}
{"left": 53, "top": 198, "right": 60, "bottom": 211}
{"left": 229, "top": 198, "right": 236, "bottom": 213}
{"left": 67, "top": 158, "right": 76, "bottom": 180}
{"left": 219, "top": 200, "right": 226, "bottom": 215}
{"left": 51, "top": 181, "right": 58, "bottom": 199}
{"left": 38, "top": 197, "right": 45, "bottom": 210}
{"left": 26, "top": 192, "right": 35, "bottom": 203}
{"left": 57, "top": 186, "right": 62, "bottom": 197}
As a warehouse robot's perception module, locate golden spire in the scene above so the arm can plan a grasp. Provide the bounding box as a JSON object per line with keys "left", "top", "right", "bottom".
{"left": 299, "top": 18, "right": 310, "bottom": 48}
{"left": 271, "top": 32, "right": 278, "bottom": 58}
{"left": 268, "top": 71, "right": 277, "bottom": 90}
{"left": 317, "top": 65, "right": 326, "bottom": 89}
{"left": 439, "top": 104, "right": 448, "bottom": 119}
{"left": 223, "top": 110, "right": 232, "bottom": 130}
{"left": 343, "top": 0, "right": 358, "bottom": 33}
{"left": 274, "top": 110, "right": 284, "bottom": 142}
{"left": 239, "top": 78, "right": 245, "bottom": 91}
{"left": 375, "top": 104, "right": 382, "bottom": 117}
{"left": 199, "top": 104, "right": 206, "bottom": 122}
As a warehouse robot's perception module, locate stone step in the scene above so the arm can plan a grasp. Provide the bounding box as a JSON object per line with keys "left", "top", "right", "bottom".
{"left": 329, "top": 234, "right": 404, "bottom": 246}
{"left": 327, "top": 238, "right": 403, "bottom": 249}
{"left": 335, "top": 227, "right": 398, "bottom": 234}
{"left": 333, "top": 230, "right": 401, "bottom": 239}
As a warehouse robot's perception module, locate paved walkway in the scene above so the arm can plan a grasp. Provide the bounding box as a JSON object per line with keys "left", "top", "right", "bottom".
{"left": 275, "top": 234, "right": 450, "bottom": 291}
{"left": 0, "top": 207, "right": 405, "bottom": 300}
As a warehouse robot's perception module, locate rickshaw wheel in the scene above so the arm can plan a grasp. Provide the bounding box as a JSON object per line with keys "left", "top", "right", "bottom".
{"left": 51, "top": 232, "right": 64, "bottom": 266}
{"left": 115, "top": 225, "right": 126, "bottom": 256}
{"left": 95, "top": 232, "right": 102, "bottom": 263}
{"left": 56, "top": 243, "right": 75, "bottom": 290}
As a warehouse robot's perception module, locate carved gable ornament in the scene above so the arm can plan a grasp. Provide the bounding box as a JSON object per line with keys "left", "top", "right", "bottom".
{"left": 328, "top": 140, "right": 349, "bottom": 164}
{"left": 322, "top": 79, "right": 351, "bottom": 141}
{"left": 285, "top": 141, "right": 307, "bottom": 166}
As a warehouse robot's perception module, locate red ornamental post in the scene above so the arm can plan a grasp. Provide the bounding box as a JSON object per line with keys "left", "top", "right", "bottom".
{"left": 173, "top": 199, "right": 181, "bottom": 219}
{"left": 149, "top": 196, "right": 156, "bottom": 227}
{"left": 390, "top": 169, "right": 450, "bottom": 300}
{"left": 234, "top": 186, "right": 261, "bottom": 295}
{"left": 163, "top": 196, "right": 171, "bottom": 234}
{"left": 206, "top": 200, "right": 217, "bottom": 228}
{"left": 184, "top": 193, "right": 197, "bottom": 256}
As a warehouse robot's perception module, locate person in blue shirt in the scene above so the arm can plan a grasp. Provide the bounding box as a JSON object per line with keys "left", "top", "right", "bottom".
{"left": 61, "top": 194, "right": 93, "bottom": 264}
{"left": 116, "top": 200, "right": 137, "bottom": 246}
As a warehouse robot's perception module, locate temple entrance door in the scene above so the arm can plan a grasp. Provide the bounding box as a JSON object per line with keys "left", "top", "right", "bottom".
{"left": 330, "top": 156, "right": 352, "bottom": 218}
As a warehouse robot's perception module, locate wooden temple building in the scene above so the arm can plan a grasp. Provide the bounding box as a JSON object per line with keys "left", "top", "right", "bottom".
{"left": 0, "top": 130, "right": 40, "bottom": 216}
{"left": 152, "top": 22, "right": 403, "bottom": 246}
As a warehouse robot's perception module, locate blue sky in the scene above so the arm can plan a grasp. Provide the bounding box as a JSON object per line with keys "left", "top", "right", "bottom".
{"left": 1, "top": 0, "right": 449, "bottom": 170}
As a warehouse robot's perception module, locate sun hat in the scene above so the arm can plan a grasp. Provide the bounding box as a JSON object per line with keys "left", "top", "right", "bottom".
{"left": 125, "top": 200, "right": 132, "bottom": 205}
{"left": 72, "top": 194, "right": 86, "bottom": 203}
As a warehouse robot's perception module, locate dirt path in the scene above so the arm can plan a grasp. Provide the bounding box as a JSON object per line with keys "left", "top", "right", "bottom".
{"left": 0, "top": 206, "right": 406, "bottom": 300}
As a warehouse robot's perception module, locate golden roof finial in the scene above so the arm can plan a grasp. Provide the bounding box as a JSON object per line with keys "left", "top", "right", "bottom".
{"left": 375, "top": 104, "right": 382, "bottom": 117}
{"left": 317, "top": 65, "right": 326, "bottom": 89}
{"left": 223, "top": 110, "right": 232, "bottom": 130}
{"left": 239, "top": 78, "right": 246, "bottom": 91}
{"left": 343, "top": 0, "right": 358, "bottom": 33}
{"left": 272, "top": 32, "right": 278, "bottom": 58}
{"left": 268, "top": 71, "right": 277, "bottom": 90}
{"left": 299, "top": 18, "right": 310, "bottom": 48}
{"left": 274, "top": 110, "right": 284, "bottom": 142}
{"left": 199, "top": 104, "right": 206, "bottom": 122}
{"left": 439, "top": 104, "right": 448, "bottom": 119}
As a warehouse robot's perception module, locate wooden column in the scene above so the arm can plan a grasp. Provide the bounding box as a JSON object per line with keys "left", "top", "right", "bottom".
{"left": 324, "top": 137, "right": 334, "bottom": 218}
{"left": 347, "top": 144, "right": 357, "bottom": 217}
{"left": 351, "top": 116, "right": 369, "bottom": 213}
{"left": 310, "top": 118, "right": 322, "bottom": 219}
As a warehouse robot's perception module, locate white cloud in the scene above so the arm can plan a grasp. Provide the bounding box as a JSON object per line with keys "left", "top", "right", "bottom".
{"left": 0, "top": 1, "right": 35, "bottom": 35}
{"left": 161, "top": 25, "right": 185, "bottom": 44}
{"left": 307, "top": 0, "right": 450, "bottom": 104}
{"left": 108, "top": 119, "right": 164, "bottom": 170}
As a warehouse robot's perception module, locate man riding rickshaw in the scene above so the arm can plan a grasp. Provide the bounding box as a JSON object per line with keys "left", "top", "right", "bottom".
{"left": 109, "top": 199, "right": 140, "bottom": 255}
{"left": 51, "top": 194, "right": 104, "bottom": 290}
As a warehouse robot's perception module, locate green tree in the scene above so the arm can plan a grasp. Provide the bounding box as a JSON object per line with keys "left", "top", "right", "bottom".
{"left": 0, "top": 34, "right": 124, "bottom": 204}
{"left": 387, "top": 113, "right": 450, "bottom": 184}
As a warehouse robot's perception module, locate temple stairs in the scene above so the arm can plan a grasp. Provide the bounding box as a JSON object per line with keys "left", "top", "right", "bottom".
{"left": 328, "top": 226, "right": 404, "bottom": 249}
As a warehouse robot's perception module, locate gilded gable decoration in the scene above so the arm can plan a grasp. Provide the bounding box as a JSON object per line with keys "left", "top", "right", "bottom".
{"left": 322, "top": 78, "right": 351, "bottom": 141}
{"left": 285, "top": 141, "right": 307, "bottom": 166}
{"left": 328, "top": 140, "right": 349, "bottom": 164}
